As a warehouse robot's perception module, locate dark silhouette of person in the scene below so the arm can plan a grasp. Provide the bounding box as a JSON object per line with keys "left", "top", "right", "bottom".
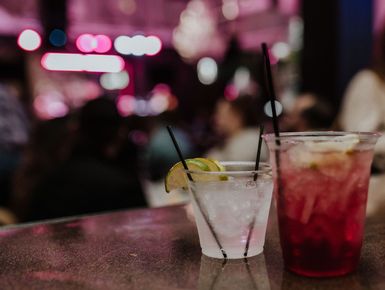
{"left": 13, "top": 97, "right": 146, "bottom": 222}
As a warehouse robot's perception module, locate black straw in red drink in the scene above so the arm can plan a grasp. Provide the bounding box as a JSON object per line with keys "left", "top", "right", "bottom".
{"left": 261, "top": 43, "right": 280, "bottom": 142}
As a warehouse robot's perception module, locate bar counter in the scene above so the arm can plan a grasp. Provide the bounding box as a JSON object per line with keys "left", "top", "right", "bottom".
{"left": 0, "top": 204, "right": 384, "bottom": 290}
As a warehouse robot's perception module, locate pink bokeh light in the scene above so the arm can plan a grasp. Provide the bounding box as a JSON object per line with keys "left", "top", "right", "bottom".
{"left": 76, "top": 34, "right": 96, "bottom": 53}
{"left": 117, "top": 95, "right": 136, "bottom": 116}
{"left": 94, "top": 34, "right": 112, "bottom": 53}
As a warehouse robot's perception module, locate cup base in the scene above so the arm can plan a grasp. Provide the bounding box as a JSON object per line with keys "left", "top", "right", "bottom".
{"left": 286, "top": 265, "right": 356, "bottom": 278}
{"left": 202, "top": 246, "right": 263, "bottom": 259}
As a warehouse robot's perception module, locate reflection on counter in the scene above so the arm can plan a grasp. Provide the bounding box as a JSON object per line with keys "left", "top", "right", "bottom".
{"left": 280, "top": 270, "right": 369, "bottom": 290}
{"left": 198, "top": 254, "right": 271, "bottom": 290}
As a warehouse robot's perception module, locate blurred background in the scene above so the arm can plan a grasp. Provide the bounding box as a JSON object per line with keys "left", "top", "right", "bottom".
{"left": 0, "top": 0, "right": 384, "bottom": 224}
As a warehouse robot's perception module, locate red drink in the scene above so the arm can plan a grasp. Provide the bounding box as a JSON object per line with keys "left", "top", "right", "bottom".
{"left": 264, "top": 132, "right": 380, "bottom": 277}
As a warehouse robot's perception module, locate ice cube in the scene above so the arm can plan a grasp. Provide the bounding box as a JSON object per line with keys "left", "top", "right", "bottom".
{"left": 306, "top": 134, "right": 359, "bottom": 152}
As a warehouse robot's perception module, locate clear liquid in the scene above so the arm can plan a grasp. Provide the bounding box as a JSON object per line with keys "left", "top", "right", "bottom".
{"left": 189, "top": 178, "right": 273, "bottom": 259}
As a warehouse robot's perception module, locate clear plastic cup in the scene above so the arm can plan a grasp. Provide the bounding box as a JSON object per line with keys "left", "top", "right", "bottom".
{"left": 185, "top": 161, "right": 273, "bottom": 259}
{"left": 263, "top": 131, "right": 380, "bottom": 277}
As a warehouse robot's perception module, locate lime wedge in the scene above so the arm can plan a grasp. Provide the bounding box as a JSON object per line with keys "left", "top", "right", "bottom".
{"left": 207, "top": 158, "right": 226, "bottom": 172}
{"left": 165, "top": 159, "right": 210, "bottom": 193}
{"left": 206, "top": 158, "right": 228, "bottom": 180}
{"left": 165, "top": 158, "right": 228, "bottom": 193}
{"left": 195, "top": 158, "right": 222, "bottom": 171}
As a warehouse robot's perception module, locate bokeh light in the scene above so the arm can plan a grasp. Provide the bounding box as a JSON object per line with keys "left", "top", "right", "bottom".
{"left": 131, "top": 35, "right": 147, "bottom": 56}
{"left": 49, "top": 29, "right": 67, "bottom": 47}
{"left": 34, "top": 92, "right": 69, "bottom": 120}
{"left": 114, "top": 36, "right": 132, "bottom": 55}
{"left": 117, "top": 94, "right": 136, "bottom": 116}
{"left": 76, "top": 34, "right": 95, "bottom": 53}
{"left": 222, "top": 0, "right": 239, "bottom": 20}
{"left": 94, "top": 35, "right": 112, "bottom": 53}
{"left": 135, "top": 99, "right": 149, "bottom": 116}
{"left": 233, "top": 67, "right": 251, "bottom": 92}
{"left": 272, "top": 42, "right": 291, "bottom": 60}
{"left": 100, "top": 71, "right": 129, "bottom": 90}
{"left": 41, "top": 53, "right": 125, "bottom": 73}
{"left": 197, "top": 57, "right": 218, "bottom": 85}
{"left": 114, "top": 35, "right": 162, "bottom": 56}
{"left": 145, "top": 36, "right": 162, "bottom": 55}
{"left": 264, "top": 100, "right": 283, "bottom": 117}
{"left": 17, "top": 29, "right": 41, "bottom": 51}
{"left": 118, "top": 0, "right": 137, "bottom": 15}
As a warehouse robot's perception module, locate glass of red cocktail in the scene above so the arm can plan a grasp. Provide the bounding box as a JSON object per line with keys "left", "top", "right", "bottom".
{"left": 263, "top": 131, "right": 380, "bottom": 277}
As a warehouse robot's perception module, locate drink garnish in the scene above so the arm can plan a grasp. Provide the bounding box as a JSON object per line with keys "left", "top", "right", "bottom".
{"left": 165, "top": 158, "right": 226, "bottom": 193}
{"left": 289, "top": 134, "right": 360, "bottom": 169}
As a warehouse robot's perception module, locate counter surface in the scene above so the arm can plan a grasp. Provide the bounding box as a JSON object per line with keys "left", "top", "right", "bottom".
{"left": 0, "top": 205, "right": 384, "bottom": 289}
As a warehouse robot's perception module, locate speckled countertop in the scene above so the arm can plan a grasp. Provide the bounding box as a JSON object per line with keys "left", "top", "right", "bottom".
{"left": 0, "top": 205, "right": 383, "bottom": 290}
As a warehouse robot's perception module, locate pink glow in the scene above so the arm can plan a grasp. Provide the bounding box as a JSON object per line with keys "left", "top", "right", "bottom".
{"left": 278, "top": 0, "right": 299, "bottom": 15}
{"left": 117, "top": 95, "right": 136, "bottom": 116}
{"left": 41, "top": 53, "right": 125, "bottom": 73}
{"left": 34, "top": 93, "right": 69, "bottom": 120}
{"left": 17, "top": 29, "right": 41, "bottom": 51}
{"left": 94, "top": 34, "right": 112, "bottom": 53}
{"left": 76, "top": 34, "right": 96, "bottom": 52}
{"left": 224, "top": 84, "right": 239, "bottom": 101}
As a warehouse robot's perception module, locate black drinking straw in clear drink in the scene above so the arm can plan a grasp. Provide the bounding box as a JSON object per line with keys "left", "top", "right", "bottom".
{"left": 244, "top": 124, "right": 265, "bottom": 257}
{"left": 166, "top": 126, "right": 274, "bottom": 259}
{"left": 166, "top": 125, "right": 227, "bottom": 259}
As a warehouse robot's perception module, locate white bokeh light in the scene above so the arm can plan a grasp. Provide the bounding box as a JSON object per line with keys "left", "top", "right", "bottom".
{"left": 264, "top": 100, "right": 283, "bottom": 117}
{"left": 114, "top": 36, "right": 132, "bottom": 55}
{"left": 17, "top": 29, "right": 42, "bottom": 51}
{"left": 145, "top": 36, "right": 162, "bottom": 56}
{"left": 233, "top": 67, "right": 251, "bottom": 92}
{"left": 135, "top": 99, "right": 149, "bottom": 116}
{"left": 100, "top": 71, "right": 129, "bottom": 90}
{"left": 222, "top": 1, "right": 239, "bottom": 20}
{"left": 131, "top": 35, "right": 147, "bottom": 56}
{"left": 272, "top": 42, "right": 291, "bottom": 60}
{"left": 41, "top": 53, "right": 125, "bottom": 73}
{"left": 149, "top": 93, "right": 169, "bottom": 114}
{"left": 197, "top": 57, "right": 218, "bottom": 85}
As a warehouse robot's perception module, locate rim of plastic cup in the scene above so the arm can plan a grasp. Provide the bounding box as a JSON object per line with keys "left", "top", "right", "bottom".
{"left": 184, "top": 161, "right": 271, "bottom": 176}
{"left": 262, "top": 131, "right": 381, "bottom": 143}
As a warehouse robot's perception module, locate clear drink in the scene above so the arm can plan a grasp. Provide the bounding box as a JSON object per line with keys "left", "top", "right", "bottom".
{"left": 264, "top": 132, "right": 380, "bottom": 277}
{"left": 186, "top": 162, "right": 273, "bottom": 259}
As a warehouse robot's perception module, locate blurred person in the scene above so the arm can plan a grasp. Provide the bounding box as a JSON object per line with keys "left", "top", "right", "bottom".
{"left": 283, "top": 93, "right": 334, "bottom": 131}
{"left": 0, "top": 83, "right": 29, "bottom": 224}
{"left": 143, "top": 112, "right": 195, "bottom": 207}
{"left": 13, "top": 97, "right": 146, "bottom": 222}
{"left": 205, "top": 94, "right": 268, "bottom": 162}
{"left": 338, "top": 25, "right": 385, "bottom": 220}
{"left": 11, "top": 116, "right": 73, "bottom": 221}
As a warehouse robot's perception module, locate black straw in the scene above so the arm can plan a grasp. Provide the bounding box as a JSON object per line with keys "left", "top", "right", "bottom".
{"left": 166, "top": 126, "right": 193, "bottom": 181}
{"left": 254, "top": 124, "right": 264, "bottom": 180}
{"left": 166, "top": 125, "right": 227, "bottom": 259}
{"left": 244, "top": 124, "right": 264, "bottom": 257}
{"left": 261, "top": 43, "right": 280, "bottom": 141}
{"left": 261, "top": 43, "right": 284, "bottom": 226}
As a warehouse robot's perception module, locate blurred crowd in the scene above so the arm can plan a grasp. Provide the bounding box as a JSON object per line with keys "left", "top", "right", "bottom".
{"left": 0, "top": 85, "right": 328, "bottom": 225}
{"left": 2, "top": 29, "right": 385, "bottom": 225}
